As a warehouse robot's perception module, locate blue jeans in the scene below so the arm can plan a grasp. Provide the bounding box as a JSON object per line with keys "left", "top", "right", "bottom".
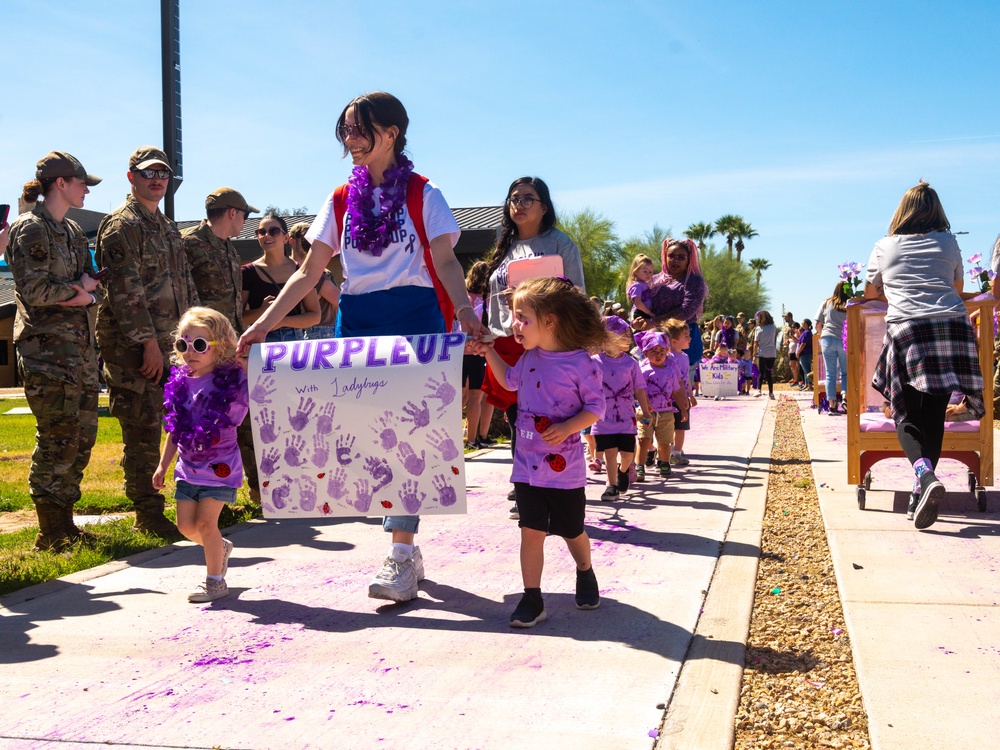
{"left": 799, "top": 354, "right": 812, "bottom": 387}
{"left": 303, "top": 325, "right": 338, "bottom": 340}
{"left": 265, "top": 327, "right": 304, "bottom": 343}
{"left": 821, "top": 335, "right": 847, "bottom": 398}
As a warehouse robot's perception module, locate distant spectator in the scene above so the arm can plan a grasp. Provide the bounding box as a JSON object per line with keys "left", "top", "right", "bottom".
{"left": 288, "top": 221, "right": 339, "bottom": 340}
{"left": 815, "top": 282, "right": 850, "bottom": 413}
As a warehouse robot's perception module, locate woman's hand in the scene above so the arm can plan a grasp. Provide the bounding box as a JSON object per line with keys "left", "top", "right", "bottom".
{"left": 457, "top": 306, "right": 487, "bottom": 342}
{"left": 237, "top": 322, "right": 269, "bottom": 357}
{"left": 78, "top": 272, "right": 99, "bottom": 293}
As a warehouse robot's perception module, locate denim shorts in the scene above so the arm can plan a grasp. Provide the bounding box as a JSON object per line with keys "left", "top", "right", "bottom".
{"left": 175, "top": 479, "right": 237, "bottom": 504}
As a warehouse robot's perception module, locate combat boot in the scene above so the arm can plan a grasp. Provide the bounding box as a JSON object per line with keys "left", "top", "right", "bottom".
{"left": 63, "top": 505, "right": 100, "bottom": 545}
{"left": 33, "top": 502, "right": 74, "bottom": 552}
{"left": 133, "top": 501, "right": 182, "bottom": 541}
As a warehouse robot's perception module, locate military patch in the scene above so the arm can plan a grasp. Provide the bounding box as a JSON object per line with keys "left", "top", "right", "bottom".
{"left": 29, "top": 244, "right": 48, "bottom": 261}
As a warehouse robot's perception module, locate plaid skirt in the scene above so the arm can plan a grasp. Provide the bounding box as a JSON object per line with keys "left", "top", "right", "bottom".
{"left": 872, "top": 316, "right": 985, "bottom": 426}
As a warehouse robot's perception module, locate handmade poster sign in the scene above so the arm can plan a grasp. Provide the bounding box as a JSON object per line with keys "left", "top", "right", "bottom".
{"left": 700, "top": 362, "right": 739, "bottom": 398}
{"left": 246, "top": 333, "right": 468, "bottom": 519}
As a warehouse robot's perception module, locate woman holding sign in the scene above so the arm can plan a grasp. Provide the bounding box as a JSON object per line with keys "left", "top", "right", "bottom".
{"left": 238, "top": 92, "right": 483, "bottom": 603}
{"left": 481, "top": 177, "right": 585, "bottom": 520}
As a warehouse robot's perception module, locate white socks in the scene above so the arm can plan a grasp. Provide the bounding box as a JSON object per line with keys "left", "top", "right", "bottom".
{"left": 390, "top": 543, "right": 414, "bottom": 563}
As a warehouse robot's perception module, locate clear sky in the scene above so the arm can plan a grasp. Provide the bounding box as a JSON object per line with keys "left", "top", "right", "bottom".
{"left": 3, "top": 0, "right": 999, "bottom": 319}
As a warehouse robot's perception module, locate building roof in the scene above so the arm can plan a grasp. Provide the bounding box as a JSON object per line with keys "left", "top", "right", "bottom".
{"left": 0, "top": 278, "right": 15, "bottom": 319}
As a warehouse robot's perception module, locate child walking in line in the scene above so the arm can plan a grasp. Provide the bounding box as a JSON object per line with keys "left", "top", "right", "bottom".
{"left": 153, "top": 307, "right": 249, "bottom": 603}
{"left": 663, "top": 319, "right": 696, "bottom": 467}
{"left": 626, "top": 253, "right": 656, "bottom": 324}
{"left": 635, "top": 330, "right": 685, "bottom": 478}
{"left": 592, "top": 316, "right": 651, "bottom": 500}
{"left": 482, "top": 277, "right": 607, "bottom": 628}
{"left": 737, "top": 348, "right": 755, "bottom": 395}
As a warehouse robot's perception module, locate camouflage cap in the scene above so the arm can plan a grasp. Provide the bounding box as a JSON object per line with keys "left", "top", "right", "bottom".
{"left": 35, "top": 151, "right": 102, "bottom": 186}
{"left": 205, "top": 187, "right": 259, "bottom": 214}
{"left": 129, "top": 146, "right": 172, "bottom": 172}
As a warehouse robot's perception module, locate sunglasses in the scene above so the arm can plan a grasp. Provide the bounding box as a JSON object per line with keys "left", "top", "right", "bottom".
{"left": 337, "top": 123, "right": 367, "bottom": 140}
{"left": 256, "top": 226, "right": 285, "bottom": 237}
{"left": 174, "top": 337, "right": 217, "bottom": 354}
{"left": 133, "top": 168, "right": 171, "bottom": 180}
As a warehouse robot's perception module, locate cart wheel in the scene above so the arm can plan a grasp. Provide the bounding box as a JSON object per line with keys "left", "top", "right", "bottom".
{"left": 857, "top": 487, "right": 866, "bottom": 510}
{"left": 968, "top": 471, "right": 977, "bottom": 494}
{"left": 864, "top": 471, "right": 872, "bottom": 491}
{"left": 977, "top": 488, "right": 987, "bottom": 513}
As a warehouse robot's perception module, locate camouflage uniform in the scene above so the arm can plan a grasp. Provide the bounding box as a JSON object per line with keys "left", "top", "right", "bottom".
{"left": 96, "top": 195, "right": 199, "bottom": 533}
{"left": 180, "top": 220, "right": 244, "bottom": 334}
{"left": 5, "top": 203, "right": 101, "bottom": 545}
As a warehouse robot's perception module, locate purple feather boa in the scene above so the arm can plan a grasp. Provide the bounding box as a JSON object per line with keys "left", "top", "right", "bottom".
{"left": 346, "top": 154, "right": 414, "bottom": 257}
{"left": 163, "top": 362, "right": 246, "bottom": 459}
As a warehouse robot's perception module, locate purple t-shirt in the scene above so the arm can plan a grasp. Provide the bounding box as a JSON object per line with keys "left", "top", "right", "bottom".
{"left": 592, "top": 353, "right": 646, "bottom": 435}
{"left": 627, "top": 280, "right": 651, "bottom": 317}
{"left": 797, "top": 328, "right": 813, "bottom": 357}
{"left": 505, "top": 348, "right": 605, "bottom": 490}
{"left": 171, "top": 368, "right": 249, "bottom": 489}
{"left": 642, "top": 358, "right": 682, "bottom": 413}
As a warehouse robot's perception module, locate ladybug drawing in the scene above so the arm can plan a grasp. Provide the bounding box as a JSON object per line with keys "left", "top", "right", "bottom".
{"left": 211, "top": 463, "right": 231, "bottom": 478}
{"left": 544, "top": 453, "right": 567, "bottom": 472}
{"left": 211, "top": 435, "right": 221, "bottom": 445}
{"left": 381, "top": 500, "right": 393, "bottom": 509}
{"left": 533, "top": 415, "right": 552, "bottom": 433}
{"left": 317, "top": 472, "right": 326, "bottom": 479}
{"left": 262, "top": 481, "right": 269, "bottom": 488}
{"left": 450, "top": 466, "right": 460, "bottom": 475}
{"left": 322, "top": 503, "right": 331, "bottom": 515}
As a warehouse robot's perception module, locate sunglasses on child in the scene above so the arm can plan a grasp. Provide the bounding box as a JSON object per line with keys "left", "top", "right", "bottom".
{"left": 174, "top": 337, "right": 217, "bottom": 354}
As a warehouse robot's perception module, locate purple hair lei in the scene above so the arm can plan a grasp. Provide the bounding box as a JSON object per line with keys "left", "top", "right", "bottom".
{"left": 163, "top": 362, "right": 246, "bottom": 459}
{"left": 346, "top": 154, "right": 414, "bottom": 257}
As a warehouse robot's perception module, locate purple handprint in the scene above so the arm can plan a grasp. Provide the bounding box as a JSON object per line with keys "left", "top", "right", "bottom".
{"left": 399, "top": 399, "right": 431, "bottom": 435}
{"left": 255, "top": 408, "right": 281, "bottom": 444}
{"left": 327, "top": 467, "right": 349, "bottom": 501}
{"left": 284, "top": 434, "right": 307, "bottom": 467}
{"left": 298, "top": 477, "right": 318, "bottom": 512}
{"left": 335, "top": 433, "right": 359, "bottom": 466}
{"left": 427, "top": 429, "right": 459, "bottom": 461}
{"left": 370, "top": 411, "right": 398, "bottom": 450}
{"left": 310, "top": 434, "right": 330, "bottom": 468}
{"left": 432, "top": 474, "right": 458, "bottom": 507}
{"left": 425, "top": 371, "right": 456, "bottom": 411}
{"left": 364, "top": 455, "right": 394, "bottom": 492}
{"left": 396, "top": 441, "right": 426, "bottom": 476}
{"left": 288, "top": 396, "right": 316, "bottom": 432}
{"left": 353, "top": 478, "right": 374, "bottom": 513}
{"left": 315, "top": 402, "right": 336, "bottom": 436}
{"left": 398, "top": 479, "right": 426, "bottom": 514}
{"left": 250, "top": 375, "right": 277, "bottom": 405}
{"left": 259, "top": 447, "right": 281, "bottom": 476}
{"left": 271, "top": 474, "right": 293, "bottom": 510}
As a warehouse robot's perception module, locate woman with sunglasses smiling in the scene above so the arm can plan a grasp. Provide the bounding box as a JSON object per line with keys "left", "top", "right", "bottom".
{"left": 480, "top": 177, "right": 585, "bottom": 521}
{"left": 238, "top": 91, "right": 485, "bottom": 603}
{"left": 241, "top": 212, "right": 320, "bottom": 343}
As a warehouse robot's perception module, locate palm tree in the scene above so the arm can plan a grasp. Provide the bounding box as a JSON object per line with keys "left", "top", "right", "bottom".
{"left": 683, "top": 221, "right": 716, "bottom": 253}
{"left": 734, "top": 219, "right": 759, "bottom": 263}
{"left": 714, "top": 214, "right": 742, "bottom": 258}
{"left": 748, "top": 257, "right": 771, "bottom": 287}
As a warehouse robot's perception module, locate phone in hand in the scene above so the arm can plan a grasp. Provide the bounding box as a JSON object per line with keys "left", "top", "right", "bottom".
{"left": 94, "top": 267, "right": 110, "bottom": 281}
{"left": 0, "top": 204, "right": 10, "bottom": 229}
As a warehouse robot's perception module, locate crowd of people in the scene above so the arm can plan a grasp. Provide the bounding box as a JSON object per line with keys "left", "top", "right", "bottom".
{"left": 0, "top": 87, "right": 989, "bottom": 624}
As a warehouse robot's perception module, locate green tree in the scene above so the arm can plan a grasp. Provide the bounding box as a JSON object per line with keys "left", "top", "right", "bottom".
{"left": 683, "top": 221, "right": 716, "bottom": 253}
{"left": 557, "top": 209, "right": 628, "bottom": 302}
{"left": 714, "top": 214, "right": 742, "bottom": 258}
{"left": 264, "top": 204, "right": 310, "bottom": 217}
{"left": 748, "top": 257, "right": 772, "bottom": 287}
{"left": 733, "top": 219, "right": 759, "bottom": 262}
{"left": 699, "top": 244, "right": 769, "bottom": 319}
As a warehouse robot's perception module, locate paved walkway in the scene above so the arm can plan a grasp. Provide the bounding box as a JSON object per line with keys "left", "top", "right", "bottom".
{"left": 0, "top": 396, "right": 771, "bottom": 750}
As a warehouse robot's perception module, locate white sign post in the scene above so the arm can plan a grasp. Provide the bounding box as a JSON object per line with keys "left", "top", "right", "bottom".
{"left": 246, "top": 333, "right": 468, "bottom": 519}
{"left": 700, "top": 362, "right": 739, "bottom": 398}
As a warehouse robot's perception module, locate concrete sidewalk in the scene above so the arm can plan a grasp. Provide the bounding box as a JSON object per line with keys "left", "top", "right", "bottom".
{"left": 797, "top": 390, "right": 1000, "bottom": 750}
{"left": 0, "top": 395, "right": 771, "bottom": 750}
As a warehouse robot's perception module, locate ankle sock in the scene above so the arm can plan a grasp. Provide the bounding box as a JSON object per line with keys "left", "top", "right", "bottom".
{"left": 207, "top": 574, "right": 223, "bottom": 582}
{"left": 390, "top": 543, "right": 414, "bottom": 563}
{"left": 913, "top": 458, "right": 933, "bottom": 480}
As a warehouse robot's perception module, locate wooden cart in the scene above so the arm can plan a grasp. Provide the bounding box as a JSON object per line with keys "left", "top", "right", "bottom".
{"left": 846, "top": 297, "right": 994, "bottom": 511}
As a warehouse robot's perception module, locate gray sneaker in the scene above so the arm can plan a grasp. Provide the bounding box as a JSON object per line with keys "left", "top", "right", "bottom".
{"left": 188, "top": 577, "right": 228, "bottom": 603}
{"left": 221, "top": 538, "right": 234, "bottom": 579}
{"left": 412, "top": 545, "right": 425, "bottom": 582}
{"left": 669, "top": 452, "right": 690, "bottom": 466}
{"left": 368, "top": 557, "right": 419, "bottom": 602}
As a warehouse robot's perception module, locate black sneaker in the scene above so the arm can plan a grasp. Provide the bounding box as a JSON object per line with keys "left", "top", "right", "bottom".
{"left": 510, "top": 589, "right": 546, "bottom": 628}
{"left": 906, "top": 492, "right": 919, "bottom": 521}
{"left": 575, "top": 566, "right": 600, "bottom": 610}
{"left": 645, "top": 451, "right": 656, "bottom": 467}
{"left": 507, "top": 487, "right": 519, "bottom": 520}
{"left": 657, "top": 459, "right": 672, "bottom": 478}
{"left": 477, "top": 436, "right": 497, "bottom": 448}
{"left": 914, "top": 471, "right": 945, "bottom": 529}
{"left": 601, "top": 485, "right": 620, "bottom": 502}
{"left": 617, "top": 468, "right": 630, "bottom": 496}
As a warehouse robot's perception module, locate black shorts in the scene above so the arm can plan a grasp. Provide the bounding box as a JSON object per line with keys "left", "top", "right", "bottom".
{"left": 463, "top": 354, "right": 486, "bottom": 390}
{"left": 514, "top": 482, "right": 586, "bottom": 539}
{"left": 674, "top": 410, "right": 690, "bottom": 431}
{"left": 594, "top": 433, "right": 636, "bottom": 453}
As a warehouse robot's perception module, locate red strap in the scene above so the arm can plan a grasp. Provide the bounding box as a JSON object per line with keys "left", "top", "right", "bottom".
{"left": 333, "top": 183, "right": 348, "bottom": 246}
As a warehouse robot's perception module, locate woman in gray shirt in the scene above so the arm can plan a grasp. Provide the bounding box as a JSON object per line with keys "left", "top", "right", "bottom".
{"left": 814, "top": 282, "right": 850, "bottom": 413}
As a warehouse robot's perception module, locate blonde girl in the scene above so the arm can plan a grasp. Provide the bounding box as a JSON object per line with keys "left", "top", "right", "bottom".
{"left": 482, "top": 277, "right": 606, "bottom": 628}
{"left": 153, "top": 307, "right": 249, "bottom": 603}
{"left": 626, "top": 253, "right": 655, "bottom": 322}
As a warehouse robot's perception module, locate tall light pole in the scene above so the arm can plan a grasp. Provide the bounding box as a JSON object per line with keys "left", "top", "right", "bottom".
{"left": 161, "top": 0, "right": 183, "bottom": 219}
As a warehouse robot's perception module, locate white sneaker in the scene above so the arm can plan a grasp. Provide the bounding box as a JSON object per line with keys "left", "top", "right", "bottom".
{"left": 221, "top": 538, "right": 234, "bottom": 579}
{"left": 188, "top": 577, "right": 228, "bottom": 603}
{"left": 412, "top": 545, "right": 425, "bottom": 581}
{"left": 368, "top": 556, "right": 419, "bottom": 602}
{"left": 754, "top": 390, "right": 762, "bottom": 398}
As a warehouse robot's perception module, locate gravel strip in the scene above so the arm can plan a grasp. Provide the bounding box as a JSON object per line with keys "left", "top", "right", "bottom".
{"left": 734, "top": 395, "right": 871, "bottom": 749}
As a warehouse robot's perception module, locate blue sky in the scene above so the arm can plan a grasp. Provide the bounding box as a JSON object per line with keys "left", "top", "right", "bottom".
{"left": 3, "top": 0, "right": 999, "bottom": 319}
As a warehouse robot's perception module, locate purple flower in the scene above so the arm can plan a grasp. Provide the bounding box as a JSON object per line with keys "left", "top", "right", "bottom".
{"left": 968, "top": 253, "right": 983, "bottom": 264}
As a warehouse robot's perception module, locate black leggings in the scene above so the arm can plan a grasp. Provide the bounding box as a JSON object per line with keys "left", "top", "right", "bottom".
{"left": 757, "top": 357, "right": 775, "bottom": 393}
{"left": 895, "top": 385, "right": 949, "bottom": 468}
{"left": 505, "top": 403, "right": 518, "bottom": 454}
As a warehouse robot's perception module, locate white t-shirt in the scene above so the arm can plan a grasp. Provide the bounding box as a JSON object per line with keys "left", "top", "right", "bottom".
{"left": 306, "top": 180, "right": 460, "bottom": 297}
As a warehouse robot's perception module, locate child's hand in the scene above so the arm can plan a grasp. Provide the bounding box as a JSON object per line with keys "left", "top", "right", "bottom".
{"left": 689, "top": 395, "right": 698, "bottom": 408}
{"left": 152, "top": 466, "right": 166, "bottom": 490}
{"left": 639, "top": 411, "right": 651, "bottom": 424}
{"left": 541, "top": 421, "right": 576, "bottom": 445}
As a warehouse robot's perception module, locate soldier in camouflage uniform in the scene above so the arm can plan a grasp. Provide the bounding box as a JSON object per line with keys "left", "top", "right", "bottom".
{"left": 5, "top": 152, "right": 103, "bottom": 551}
{"left": 96, "top": 146, "right": 200, "bottom": 539}
{"left": 181, "top": 187, "right": 260, "bottom": 501}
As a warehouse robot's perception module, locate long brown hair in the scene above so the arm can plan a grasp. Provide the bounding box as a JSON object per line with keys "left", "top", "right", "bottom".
{"left": 825, "top": 280, "right": 850, "bottom": 313}
{"left": 888, "top": 181, "right": 950, "bottom": 235}
{"left": 484, "top": 177, "right": 557, "bottom": 280}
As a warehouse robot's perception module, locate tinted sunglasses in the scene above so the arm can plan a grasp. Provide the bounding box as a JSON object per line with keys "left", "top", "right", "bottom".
{"left": 133, "top": 168, "right": 171, "bottom": 180}
{"left": 256, "top": 227, "right": 285, "bottom": 237}
{"left": 174, "top": 337, "right": 217, "bottom": 354}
